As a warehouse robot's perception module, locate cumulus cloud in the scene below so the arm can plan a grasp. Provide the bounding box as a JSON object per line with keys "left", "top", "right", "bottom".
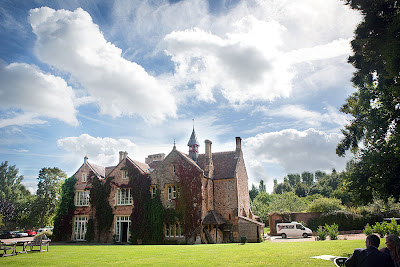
{"left": 29, "top": 7, "right": 176, "bottom": 122}
{"left": 243, "top": 128, "right": 349, "bottom": 175}
{"left": 0, "top": 63, "right": 78, "bottom": 127}
{"left": 57, "top": 134, "right": 138, "bottom": 167}
{"left": 161, "top": 0, "right": 360, "bottom": 105}
{"left": 256, "top": 104, "right": 349, "bottom": 128}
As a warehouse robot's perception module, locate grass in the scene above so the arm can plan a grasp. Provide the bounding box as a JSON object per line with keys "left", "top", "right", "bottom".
{"left": 1, "top": 238, "right": 375, "bottom": 266}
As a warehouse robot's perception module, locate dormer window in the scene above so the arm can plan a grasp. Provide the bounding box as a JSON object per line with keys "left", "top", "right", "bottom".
{"left": 122, "top": 170, "right": 128, "bottom": 179}
{"left": 82, "top": 173, "right": 87, "bottom": 183}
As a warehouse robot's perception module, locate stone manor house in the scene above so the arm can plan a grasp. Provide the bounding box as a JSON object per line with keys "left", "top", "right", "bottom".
{"left": 72, "top": 129, "right": 264, "bottom": 243}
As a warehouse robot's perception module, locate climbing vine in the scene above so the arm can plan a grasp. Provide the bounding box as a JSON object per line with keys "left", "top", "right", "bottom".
{"left": 53, "top": 176, "right": 76, "bottom": 241}
{"left": 88, "top": 172, "right": 114, "bottom": 242}
{"left": 174, "top": 163, "right": 202, "bottom": 243}
{"left": 127, "top": 162, "right": 165, "bottom": 244}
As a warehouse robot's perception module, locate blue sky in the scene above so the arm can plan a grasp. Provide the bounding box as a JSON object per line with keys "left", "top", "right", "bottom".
{"left": 0, "top": 0, "right": 362, "bottom": 193}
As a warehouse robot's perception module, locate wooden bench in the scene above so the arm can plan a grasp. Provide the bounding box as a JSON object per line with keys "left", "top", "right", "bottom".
{"left": 1, "top": 241, "right": 16, "bottom": 257}
{"left": 27, "top": 236, "right": 51, "bottom": 252}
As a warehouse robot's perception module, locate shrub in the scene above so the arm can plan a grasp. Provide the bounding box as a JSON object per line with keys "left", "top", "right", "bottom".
{"left": 386, "top": 219, "right": 400, "bottom": 236}
{"left": 316, "top": 228, "right": 327, "bottom": 241}
{"left": 373, "top": 222, "right": 388, "bottom": 238}
{"left": 308, "top": 210, "right": 363, "bottom": 231}
{"left": 363, "top": 223, "right": 374, "bottom": 236}
{"left": 324, "top": 223, "right": 339, "bottom": 240}
{"left": 307, "top": 197, "right": 344, "bottom": 213}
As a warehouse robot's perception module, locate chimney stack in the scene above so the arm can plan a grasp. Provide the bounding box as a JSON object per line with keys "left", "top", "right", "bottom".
{"left": 119, "top": 151, "right": 124, "bottom": 162}
{"left": 84, "top": 155, "right": 88, "bottom": 164}
{"left": 236, "top": 137, "right": 242, "bottom": 151}
{"left": 205, "top": 140, "right": 212, "bottom": 159}
{"left": 124, "top": 151, "right": 128, "bottom": 160}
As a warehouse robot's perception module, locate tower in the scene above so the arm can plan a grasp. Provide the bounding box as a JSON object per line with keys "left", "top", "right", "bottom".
{"left": 187, "top": 125, "right": 200, "bottom": 162}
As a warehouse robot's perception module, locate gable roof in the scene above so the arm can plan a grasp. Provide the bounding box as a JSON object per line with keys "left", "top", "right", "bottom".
{"left": 88, "top": 162, "right": 106, "bottom": 178}
{"left": 202, "top": 210, "right": 227, "bottom": 225}
{"left": 197, "top": 151, "right": 238, "bottom": 180}
{"left": 127, "top": 157, "right": 150, "bottom": 174}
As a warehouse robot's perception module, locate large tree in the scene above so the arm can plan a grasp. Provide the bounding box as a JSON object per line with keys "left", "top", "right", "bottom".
{"left": 337, "top": 0, "right": 400, "bottom": 203}
{"left": 35, "top": 167, "right": 66, "bottom": 228}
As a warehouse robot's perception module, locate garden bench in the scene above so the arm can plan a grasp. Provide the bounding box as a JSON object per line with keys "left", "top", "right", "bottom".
{"left": 1, "top": 241, "right": 16, "bottom": 257}
{"left": 16, "top": 240, "right": 29, "bottom": 254}
{"left": 27, "top": 235, "right": 51, "bottom": 252}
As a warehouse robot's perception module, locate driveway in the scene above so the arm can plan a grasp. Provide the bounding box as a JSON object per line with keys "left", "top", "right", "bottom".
{"left": 268, "top": 233, "right": 366, "bottom": 242}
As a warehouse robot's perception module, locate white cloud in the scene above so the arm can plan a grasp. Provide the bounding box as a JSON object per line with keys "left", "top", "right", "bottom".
{"left": 160, "top": 0, "right": 360, "bottom": 106}
{"left": 57, "top": 134, "right": 138, "bottom": 167}
{"left": 29, "top": 7, "right": 176, "bottom": 123}
{"left": 0, "top": 63, "right": 78, "bottom": 127}
{"left": 243, "top": 128, "right": 349, "bottom": 176}
{"left": 256, "top": 104, "right": 349, "bottom": 128}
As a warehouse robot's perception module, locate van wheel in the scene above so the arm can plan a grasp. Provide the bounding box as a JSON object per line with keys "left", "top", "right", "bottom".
{"left": 281, "top": 233, "right": 287, "bottom": 239}
{"left": 303, "top": 233, "right": 308, "bottom": 238}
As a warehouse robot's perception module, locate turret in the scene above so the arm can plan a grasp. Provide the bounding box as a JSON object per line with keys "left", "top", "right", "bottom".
{"left": 187, "top": 127, "right": 200, "bottom": 162}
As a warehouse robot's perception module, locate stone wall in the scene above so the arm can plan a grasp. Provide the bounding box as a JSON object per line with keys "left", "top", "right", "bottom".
{"left": 235, "top": 152, "right": 250, "bottom": 217}
{"left": 214, "top": 179, "right": 237, "bottom": 221}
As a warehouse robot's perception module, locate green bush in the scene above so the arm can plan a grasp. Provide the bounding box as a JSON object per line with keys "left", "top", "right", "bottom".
{"left": 316, "top": 228, "right": 327, "bottom": 241}
{"left": 386, "top": 219, "right": 400, "bottom": 236}
{"left": 363, "top": 223, "right": 373, "bottom": 236}
{"left": 307, "top": 197, "right": 344, "bottom": 213}
{"left": 308, "top": 210, "right": 363, "bottom": 231}
{"left": 373, "top": 222, "right": 388, "bottom": 238}
{"left": 324, "top": 224, "right": 339, "bottom": 240}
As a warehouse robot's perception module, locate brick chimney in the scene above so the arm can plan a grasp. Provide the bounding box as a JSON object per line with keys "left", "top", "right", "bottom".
{"left": 235, "top": 137, "right": 242, "bottom": 157}
{"left": 204, "top": 140, "right": 214, "bottom": 178}
{"left": 119, "top": 151, "right": 125, "bottom": 162}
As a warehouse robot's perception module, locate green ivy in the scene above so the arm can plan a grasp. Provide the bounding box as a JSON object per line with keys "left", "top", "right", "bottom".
{"left": 53, "top": 176, "right": 76, "bottom": 241}
{"left": 89, "top": 173, "right": 114, "bottom": 242}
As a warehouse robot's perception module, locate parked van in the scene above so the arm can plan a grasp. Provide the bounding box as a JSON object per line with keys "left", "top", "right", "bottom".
{"left": 276, "top": 222, "right": 312, "bottom": 238}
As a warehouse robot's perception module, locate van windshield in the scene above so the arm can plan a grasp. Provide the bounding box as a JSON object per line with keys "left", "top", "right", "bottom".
{"left": 296, "top": 224, "right": 305, "bottom": 230}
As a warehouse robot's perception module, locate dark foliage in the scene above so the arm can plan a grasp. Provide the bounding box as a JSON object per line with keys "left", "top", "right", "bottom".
{"left": 88, "top": 173, "right": 114, "bottom": 242}
{"left": 53, "top": 176, "right": 76, "bottom": 241}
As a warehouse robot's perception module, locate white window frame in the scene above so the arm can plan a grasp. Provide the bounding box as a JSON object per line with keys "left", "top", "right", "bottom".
{"left": 82, "top": 173, "right": 87, "bottom": 183}
{"left": 116, "top": 188, "right": 132, "bottom": 206}
{"left": 73, "top": 216, "right": 88, "bottom": 241}
{"left": 167, "top": 185, "right": 179, "bottom": 200}
{"left": 75, "top": 191, "right": 90, "bottom": 206}
{"left": 122, "top": 170, "right": 128, "bottom": 179}
{"left": 115, "top": 216, "right": 131, "bottom": 242}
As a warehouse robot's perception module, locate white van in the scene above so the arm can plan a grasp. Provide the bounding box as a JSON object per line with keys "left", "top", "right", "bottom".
{"left": 276, "top": 222, "right": 312, "bottom": 238}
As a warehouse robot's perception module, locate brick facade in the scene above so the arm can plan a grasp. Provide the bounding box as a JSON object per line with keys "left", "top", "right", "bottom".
{"left": 69, "top": 132, "right": 263, "bottom": 243}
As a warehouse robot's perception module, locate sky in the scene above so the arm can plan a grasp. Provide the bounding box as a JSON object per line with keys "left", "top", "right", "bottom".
{"left": 0, "top": 0, "right": 362, "bottom": 193}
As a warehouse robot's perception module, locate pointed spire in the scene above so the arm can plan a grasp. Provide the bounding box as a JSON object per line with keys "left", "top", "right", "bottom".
{"left": 188, "top": 121, "right": 199, "bottom": 161}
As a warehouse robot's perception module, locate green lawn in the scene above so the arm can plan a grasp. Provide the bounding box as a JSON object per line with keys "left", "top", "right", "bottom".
{"left": 1, "top": 239, "right": 372, "bottom": 266}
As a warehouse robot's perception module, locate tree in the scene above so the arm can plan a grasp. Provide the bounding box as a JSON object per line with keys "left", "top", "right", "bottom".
{"left": 295, "top": 183, "right": 308, "bottom": 198}
{"left": 35, "top": 167, "right": 66, "bottom": 228}
{"left": 273, "top": 181, "right": 293, "bottom": 194}
{"left": 268, "top": 192, "right": 307, "bottom": 213}
{"left": 307, "top": 197, "right": 344, "bottom": 213}
{"left": 258, "top": 180, "right": 266, "bottom": 193}
{"left": 314, "top": 170, "right": 326, "bottom": 181}
{"left": 251, "top": 192, "right": 271, "bottom": 223}
{"left": 301, "top": 172, "right": 314, "bottom": 187}
{"left": 337, "top": 0, "right": 400, "bottom": 202}
{"left": 0, "top": 161, "right": 24, "bottom": 202}
{"left": 249, "top": 184, "right": 259, "bottom": 201}
{"left": 287, "top": 174, "right": 301, "bottom": 188}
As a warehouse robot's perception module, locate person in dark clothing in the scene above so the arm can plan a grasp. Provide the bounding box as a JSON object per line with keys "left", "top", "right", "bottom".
{"left": 345, "top": 234, "right": 395, "bottom": 267}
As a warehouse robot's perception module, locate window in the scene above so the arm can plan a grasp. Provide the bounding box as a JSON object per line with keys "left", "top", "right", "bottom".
{"left": 172, "top": 164, "right": 176, "bottom": 174}
{"left": 115, "top": 216, "right": 131, "bottom": 242}
{"left": 82, "top": 173, "right": 87, "bottom": 183}
{"left": 167, "top": 185, "right": 180, "bottom": 200}
{"left": 150, "top": 185, "right": 157, "bottom": 199}
{"left": 117, "top": 188, "right": 132, "bottom": 205}
{"left": 75, "top": 191, "right": 90, "bottom": 206}
{"left": 122, "top": 170, "right": 128, "bottom": 179}
{"left": 165, "top": 222, "right": 184, "bottom": 238}
{"left": 73, "top": 216, "right": 88, "bottom": 241}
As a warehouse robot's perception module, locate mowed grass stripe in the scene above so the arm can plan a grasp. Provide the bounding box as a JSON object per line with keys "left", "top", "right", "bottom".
{"left": 2, "top": 238, "right": 371, "bottom": 266}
